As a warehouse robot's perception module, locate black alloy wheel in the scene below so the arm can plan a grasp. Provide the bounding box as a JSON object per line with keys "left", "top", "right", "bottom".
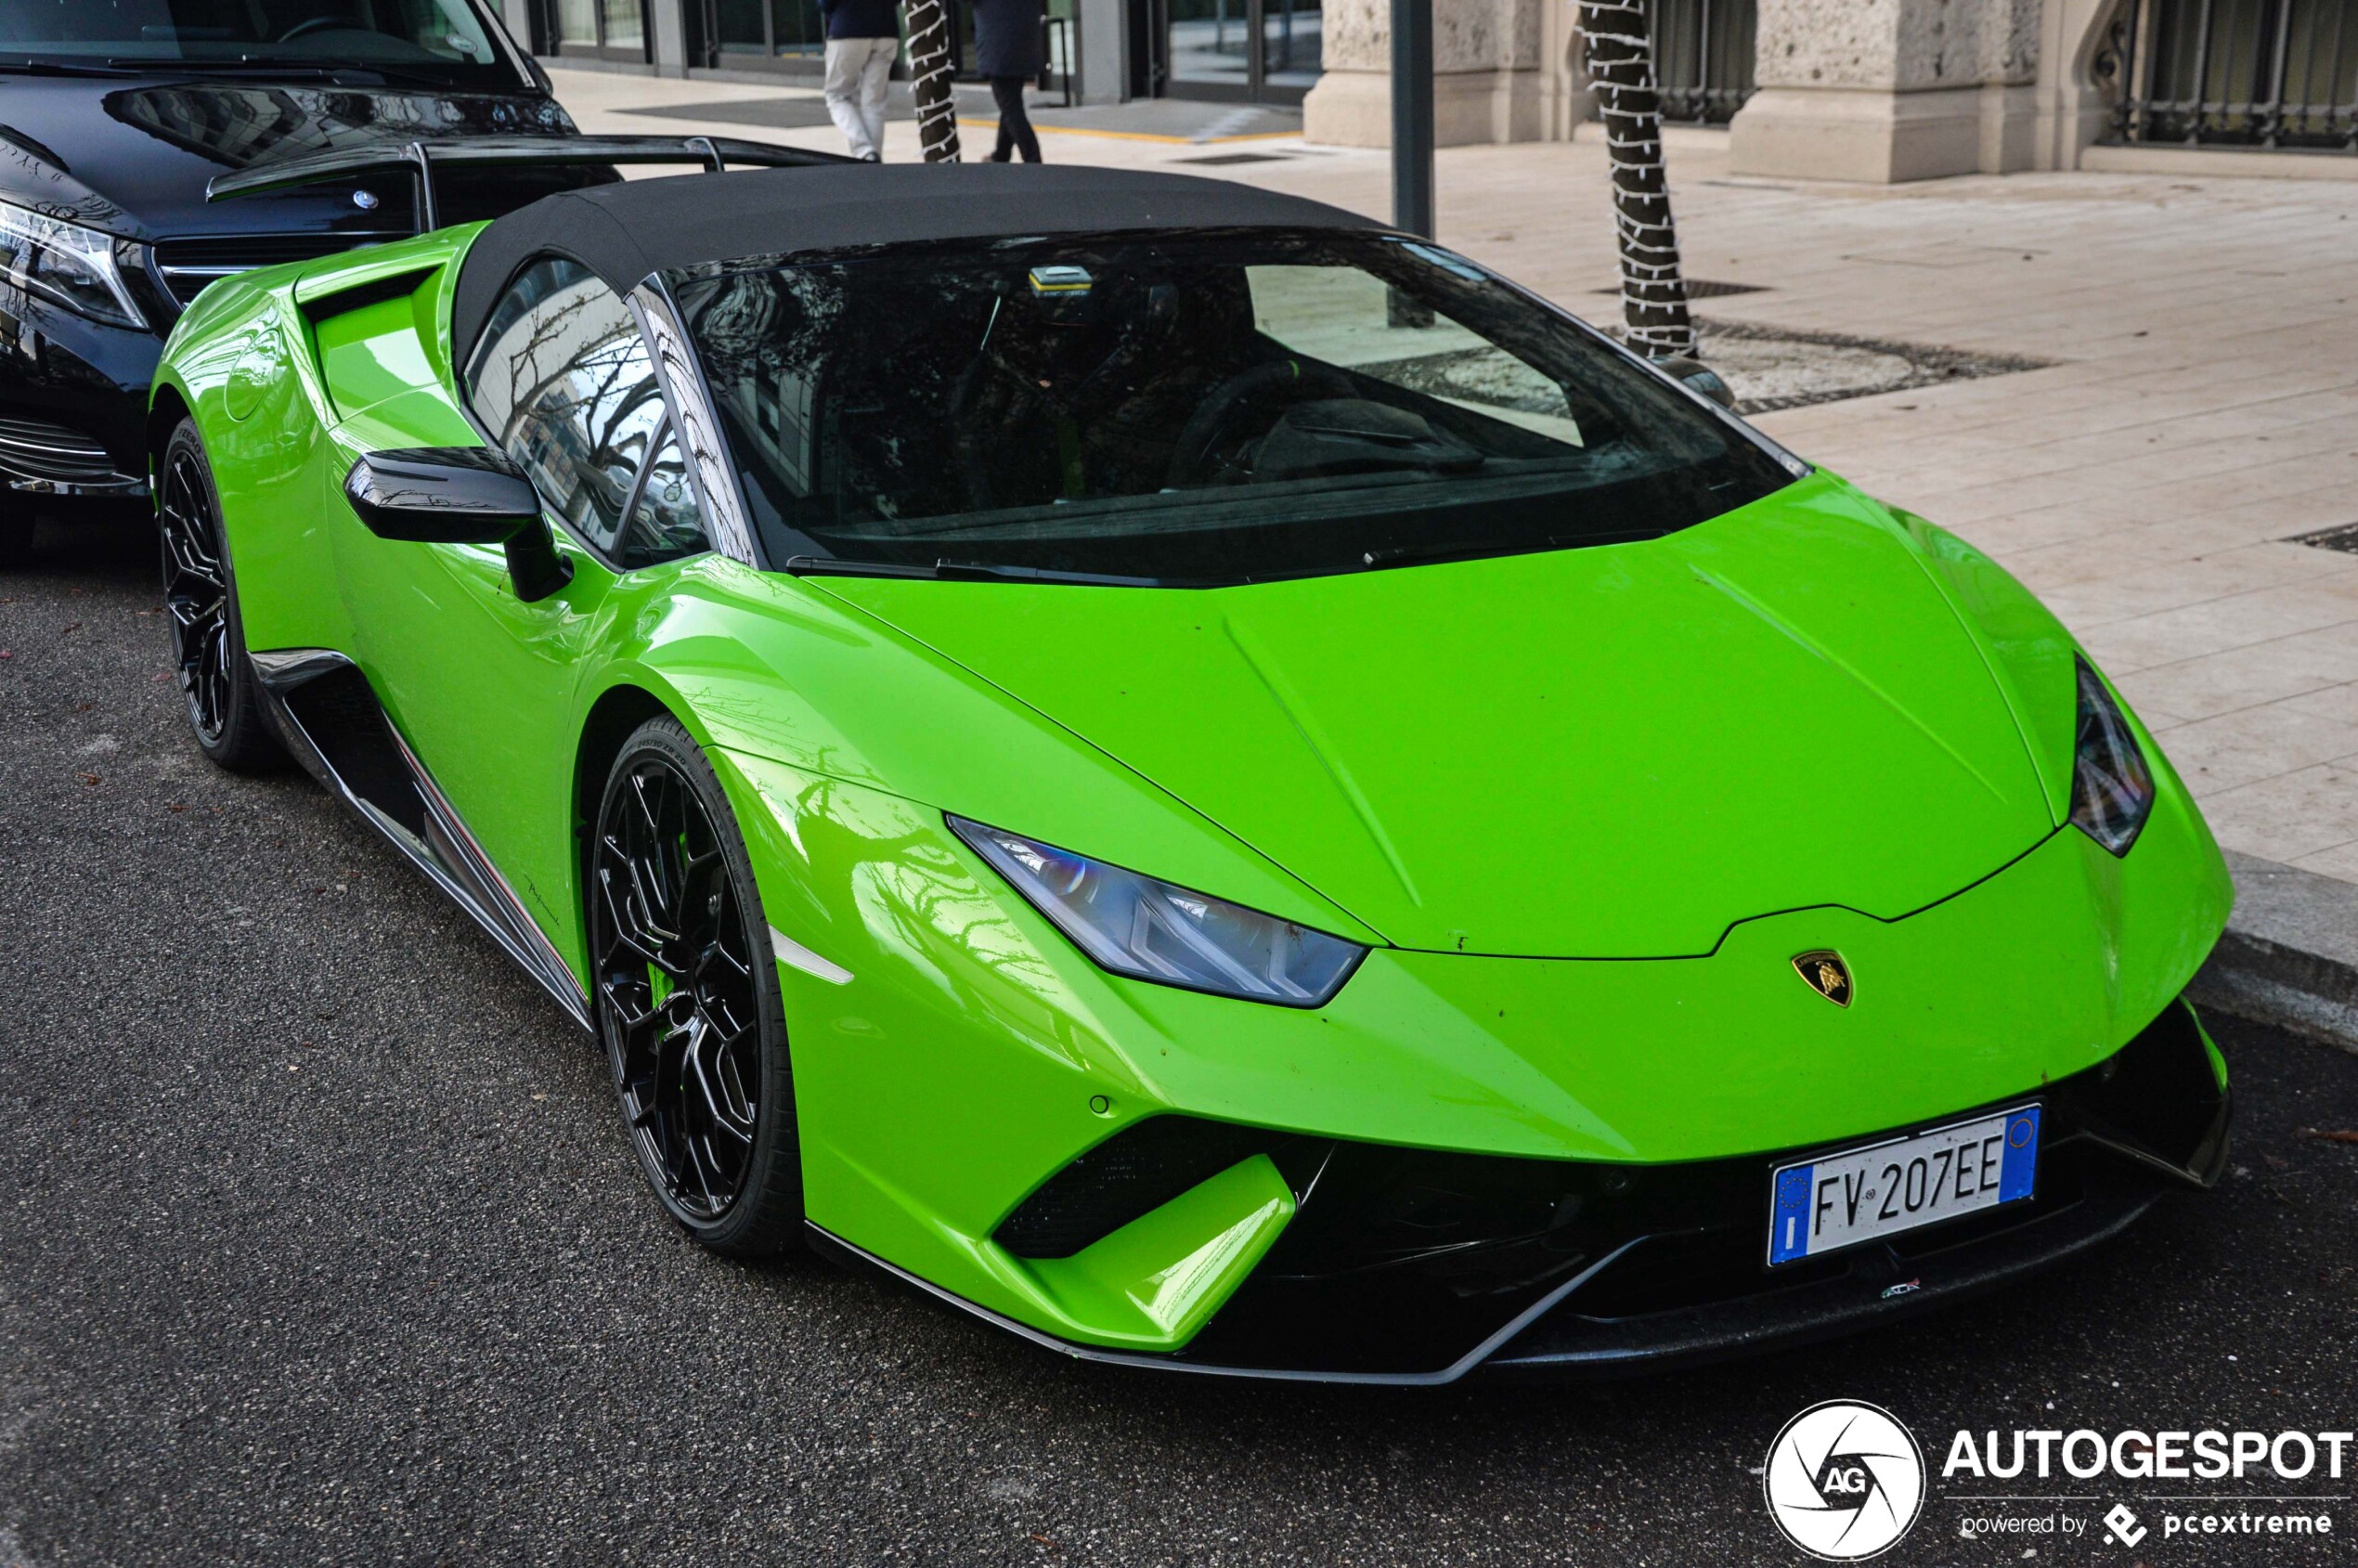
{"left": 590, "top": 716, "right": 803, "bottom": 1254}
{"left": 158, "top": 421, "right": 281, "bottom": 770}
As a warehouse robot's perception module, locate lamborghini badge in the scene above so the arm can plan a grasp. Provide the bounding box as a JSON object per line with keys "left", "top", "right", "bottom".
{"left": 1793, "top": 951, "right": 1852, "bottom": 1006}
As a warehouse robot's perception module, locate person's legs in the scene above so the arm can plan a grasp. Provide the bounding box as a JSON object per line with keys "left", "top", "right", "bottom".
{"left": 989, "top": 75, "right": 1042, "bottom": 162}
{"left": 856, "top": 36, "right": 894, "bottom": 157}
{"left": 823, "top": 38, "right": 882, "bottom": 160}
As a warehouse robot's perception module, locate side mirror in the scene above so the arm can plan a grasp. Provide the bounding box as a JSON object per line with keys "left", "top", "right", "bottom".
{"left": 1656, "top": 356, "right": 1737, "bottom": 411}
{"left": 343, "top": 447, "right": 574, "bottom": 603}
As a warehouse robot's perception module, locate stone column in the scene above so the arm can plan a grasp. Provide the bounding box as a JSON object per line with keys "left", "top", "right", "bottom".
{"left": 2029, "top": 0, "right": 2127, "bottom": 170}
{"left": 1538, "top": 0, "right": 1597, "bottom": 143}
{"left": 1074, "top": 0, "right": 1128, "bottom": 104}
{"left": 649, "top": 0, "right": 692, "bottom": 76}
{"left": 500, "top": 0, "right": 538, "bottom": 53}
{"left": 1728, "top": 0, "right": 2043, "bottom": 182}
{"left": 1302, "top": 0, "right": 1545, "bottom": 147}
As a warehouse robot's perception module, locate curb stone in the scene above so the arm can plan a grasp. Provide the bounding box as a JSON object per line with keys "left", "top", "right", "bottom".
{"left": 2191, "top": 850, "right": 2358, "bottom": 1054}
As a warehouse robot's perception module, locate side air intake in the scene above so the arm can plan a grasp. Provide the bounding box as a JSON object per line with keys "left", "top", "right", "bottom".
{"left": 993, "top": 1117, "right": 1293, "bottom": 1259}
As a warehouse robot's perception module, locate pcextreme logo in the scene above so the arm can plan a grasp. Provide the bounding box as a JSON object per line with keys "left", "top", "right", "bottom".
{"left": 1764, "top": 1400, "right": 1927, "bottom": 1561}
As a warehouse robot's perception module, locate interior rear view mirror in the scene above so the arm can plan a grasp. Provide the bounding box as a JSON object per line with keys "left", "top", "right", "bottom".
{"left": 343, "top": 447, "right": 573, "bottom": 602}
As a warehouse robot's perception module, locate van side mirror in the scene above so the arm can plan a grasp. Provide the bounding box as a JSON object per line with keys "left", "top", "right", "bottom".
{"left": 343, "top": 447, "right": 574, "bottom": 603}
{"left": 1656, "top": 356, "right": 1737, "bottom": 410}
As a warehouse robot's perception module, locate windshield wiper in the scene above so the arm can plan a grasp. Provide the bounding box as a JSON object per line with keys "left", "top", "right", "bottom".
{"left": 937, "top": 561, "right": 1173, "bottom": 588}
{"left": 782, "top": 556, "right": 939, "bottom": 581}
{"left": 108, "top": 57, "right": 341, "bottom": 77}
{"left": 782, "top": 555, "right": 1181, "bottom": 588}
{"left": 0, "top": 58, "right": 142, "bottom": 76}
{"left": 1356, "top": 529, "right": 1663, "bottom": 573}
{"left": 104, "top": 54, "right": 468, "bottom": 88}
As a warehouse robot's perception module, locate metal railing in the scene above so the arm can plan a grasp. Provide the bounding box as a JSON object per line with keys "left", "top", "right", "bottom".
{"left": 1645, "top": 0, "right": 1756, "bottom": 124}
{"left": 2098, "top": 0, "right": 2358, "bottom": 152}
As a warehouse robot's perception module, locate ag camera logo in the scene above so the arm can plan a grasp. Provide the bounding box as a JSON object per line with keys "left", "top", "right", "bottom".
{"left": 1765, "top": 1400, "right": 1926, "bottom": 1560}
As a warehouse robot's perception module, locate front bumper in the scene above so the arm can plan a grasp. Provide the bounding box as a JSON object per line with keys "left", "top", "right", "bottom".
{"left": 0, "top": 287, "right": 165, "bottom": 499}
{"left": 715, "top": 732, "right": 2234, "bottom": 1380}
{"left": 814, "top": 998, "right": 2229, "bottom": 1383}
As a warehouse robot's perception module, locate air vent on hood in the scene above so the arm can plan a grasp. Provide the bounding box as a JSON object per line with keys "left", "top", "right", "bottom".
{"left": 151, "top": 232, "right": 406, "bottom": 306}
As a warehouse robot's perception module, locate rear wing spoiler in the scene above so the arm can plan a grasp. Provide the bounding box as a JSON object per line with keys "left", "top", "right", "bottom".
{"left": 206, "top": 135, "right": 850, "bottom": 231}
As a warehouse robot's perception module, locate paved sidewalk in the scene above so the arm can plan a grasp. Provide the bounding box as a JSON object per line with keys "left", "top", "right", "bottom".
{"left": 551, "top": 68, "right": 2358, "bottom": 887}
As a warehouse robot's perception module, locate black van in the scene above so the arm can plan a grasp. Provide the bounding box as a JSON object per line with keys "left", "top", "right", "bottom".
{"left": 0, "top": 0, "right": 595, "bottom": 561}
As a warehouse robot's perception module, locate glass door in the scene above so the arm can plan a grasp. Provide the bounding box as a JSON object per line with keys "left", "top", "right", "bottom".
{"left": 542, "top": 0, "right": 648, "bottom": 59}
{"left": 556, "top": 0, "right": 598, "bottom": 46}
{"left": 768, "top": 0, "right": 825, "bottom": 58}
{"left": 1167, "top": 0, "right": 1250, "bottom": 96}
{"left": 713, "top": 0, "right": 767, "bottom": 55}
{"left": 1163, "top": 0, "right": 1319, "bottom": 101}
{"left": 1259, "top": 0, "right": 1317, "bottom": 93}
{"left": 601, "top": 0, "right": 645, "bottom": 49}
{"left": 709, "top": 0, "right": 823, "bottom": 58}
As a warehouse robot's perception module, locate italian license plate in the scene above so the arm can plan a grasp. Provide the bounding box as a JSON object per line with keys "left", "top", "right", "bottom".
{"left": 1767, "top": 1105, "right": 2041, "bottom": 1266}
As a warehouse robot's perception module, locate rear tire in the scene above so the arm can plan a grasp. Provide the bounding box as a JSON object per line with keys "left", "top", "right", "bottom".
{"left": 590, "top": 716, "right": 804, "bottom": 1256}
{"left": 158, "top": 420, "right": 283, "bottom": 771}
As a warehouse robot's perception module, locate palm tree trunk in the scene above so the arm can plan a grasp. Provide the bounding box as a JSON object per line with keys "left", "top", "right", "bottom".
{"left": 905, "top": 0, "right": 962, "bottom": 162}
{"left": 1581, "top": 0, "right": 1694, "bottom": 359}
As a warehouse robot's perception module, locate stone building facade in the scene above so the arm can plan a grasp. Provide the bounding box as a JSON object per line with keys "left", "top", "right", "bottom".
{"left": 1300, "top": 0, "right": 2355, "bottom": 182}
{"left": 505, "top": 0, "right": 2354, "bottom": 184}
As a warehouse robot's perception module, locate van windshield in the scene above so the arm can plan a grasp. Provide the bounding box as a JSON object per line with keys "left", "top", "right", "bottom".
{"left": 0, "top": 0, "right": 514, "bottom": 84}
{"left": 675, "top": 229, "right": 1799, "bottom": 587}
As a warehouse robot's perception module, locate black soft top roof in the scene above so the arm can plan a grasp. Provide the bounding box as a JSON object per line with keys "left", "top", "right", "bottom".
{"left": 451, "top": 162, "right": 1378, "bottom": 363}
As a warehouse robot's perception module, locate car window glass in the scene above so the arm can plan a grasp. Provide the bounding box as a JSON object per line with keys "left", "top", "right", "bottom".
{"left": 465, "top": 255, "right": 666, "bottom": 556}
{"left": 618, "top": 421, "right": 708, "bottom": 568}
{"left": 676, "top": 231, "right": 1793, "bottom": 586}
{"left": 1246, "top": 265, "right": 1586, "bottom": 447}
{"left": 3, "top": 0, "right": 507, "bottom": 76}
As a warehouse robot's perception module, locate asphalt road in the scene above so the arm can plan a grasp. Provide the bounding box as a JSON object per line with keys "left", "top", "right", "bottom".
{"left": 4, "top": 511, "right": 2356, "bottom": 1568}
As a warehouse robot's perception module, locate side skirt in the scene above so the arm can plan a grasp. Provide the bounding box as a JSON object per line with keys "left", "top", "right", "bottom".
{"left": 250, "top": 648, "right": 593, "bottom": 1031}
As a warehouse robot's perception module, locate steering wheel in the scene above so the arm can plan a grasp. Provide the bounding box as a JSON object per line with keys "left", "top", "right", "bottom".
{"left": 279, "top": 15, "right": 361, "bottom": 41}
{"left": 1164, "top": 358, "right": 1354, "bottom": 489}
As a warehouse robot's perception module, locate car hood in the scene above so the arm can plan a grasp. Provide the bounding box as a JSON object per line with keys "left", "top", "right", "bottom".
{"left": 0, "top": 77, "right": 573, "bottom": 239}
{"left": 816, "top": 473, "right": 2059, "bottom": 958}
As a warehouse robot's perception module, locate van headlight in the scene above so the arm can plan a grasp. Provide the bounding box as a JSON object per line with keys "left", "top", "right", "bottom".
{"left": 0, "top": 201, "right": 145, "bottom": 330}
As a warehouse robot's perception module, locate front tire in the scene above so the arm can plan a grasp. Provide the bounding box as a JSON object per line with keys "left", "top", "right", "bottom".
{"left": 159, "top": 420, "right": 283, "bottom": 771}
{"left": 590, "top": 716, "right": 804, "bottom": 1256}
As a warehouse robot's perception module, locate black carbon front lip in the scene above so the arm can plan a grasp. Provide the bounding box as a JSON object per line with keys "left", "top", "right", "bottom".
{"left": 1477, "top": 1160, "right": 2174, "bottom": 1381}
{"left": 811, "top": 999, "right": 2232, "bottom": 1385}
{"left": 806, "top": 1160, "right": 2182, "bottom": 1387}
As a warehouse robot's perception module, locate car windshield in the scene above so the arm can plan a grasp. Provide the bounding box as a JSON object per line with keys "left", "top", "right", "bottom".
{"left": 673, "top": 229, "right": 1798, "bottom": 586}
{"left": 0, "top": 0, "right": 513, "bottom": 84}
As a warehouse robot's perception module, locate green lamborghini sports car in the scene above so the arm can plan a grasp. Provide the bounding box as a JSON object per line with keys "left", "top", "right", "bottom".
{"left": 148, "top": 159, "right": 2233, "bottom": 1382}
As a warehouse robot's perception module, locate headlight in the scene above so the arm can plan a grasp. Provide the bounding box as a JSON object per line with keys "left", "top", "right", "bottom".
{"left": 2068, "top": 657, "right": 2154, "bottom": 856}
{"left": 950, "top": 817, "right": 1367, "bottom": 1006}
{"left": 0, "top": 201, "right": 145, "bottom": 330}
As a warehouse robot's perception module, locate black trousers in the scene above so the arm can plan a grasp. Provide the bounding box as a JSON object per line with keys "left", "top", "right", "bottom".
{"left": 990, "top": 76, "right": 1042, "bottom": 162}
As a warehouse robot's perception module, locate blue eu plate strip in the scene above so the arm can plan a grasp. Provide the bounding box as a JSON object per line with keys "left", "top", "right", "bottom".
{"left": 1769, "top": 1163, "right": 1815, "bottom": 1264}
{"left": 1999, "top": 1106, "right": 2041, "bottom": 1203}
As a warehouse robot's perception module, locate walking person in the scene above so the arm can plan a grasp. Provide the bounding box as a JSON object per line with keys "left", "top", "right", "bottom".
{"left": 972, "top": 0, "right": 1045, "bottom": 162}
{"left": 820, "top": 0, "right": 900, "bottom": 162}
